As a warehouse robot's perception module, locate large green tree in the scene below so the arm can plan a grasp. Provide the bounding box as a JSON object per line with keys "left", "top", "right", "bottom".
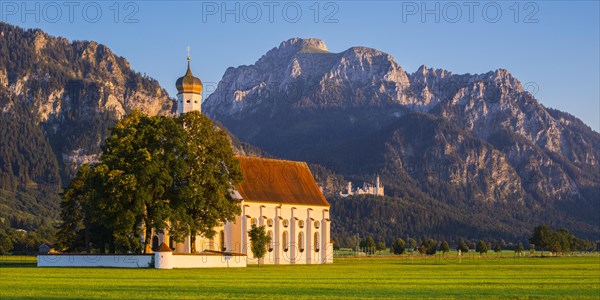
{"left": 57, "top": 111, "right": 242, "bottom": 254}
{"left": 99, "top": 111, "right": 184, "bottom": 253}
{"left": 170, "top": 112, "right": 243, "bottom": 253}
{"left": 56, "top": 164, "right": 91, "bottom": 252}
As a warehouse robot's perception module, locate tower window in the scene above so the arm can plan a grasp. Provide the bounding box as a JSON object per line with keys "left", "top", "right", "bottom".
{"left": 186, "top": 100, "right": 190, "bottom": 103}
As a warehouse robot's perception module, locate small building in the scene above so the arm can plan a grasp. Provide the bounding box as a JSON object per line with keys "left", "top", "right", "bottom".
{"left": 38, "top": 243, "right": 52, "bottom": 254}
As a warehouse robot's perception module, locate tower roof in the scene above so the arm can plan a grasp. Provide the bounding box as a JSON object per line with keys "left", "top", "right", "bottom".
{"left": 176, "top": 57, "right": 203, "bottom": 95}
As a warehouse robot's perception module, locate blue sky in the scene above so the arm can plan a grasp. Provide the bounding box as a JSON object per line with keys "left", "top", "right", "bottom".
{"left": 2, "top": 1, "right": 598, "bottom": 130}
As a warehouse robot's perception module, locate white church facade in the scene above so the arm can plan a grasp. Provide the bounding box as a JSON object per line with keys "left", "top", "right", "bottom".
{"left": 153, "top": 56, "right": 333, "bottom": 264}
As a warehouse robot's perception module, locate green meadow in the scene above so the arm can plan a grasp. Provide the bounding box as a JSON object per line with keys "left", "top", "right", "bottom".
{"left": 1, "top": 254, "right": 599, "bottom": 299}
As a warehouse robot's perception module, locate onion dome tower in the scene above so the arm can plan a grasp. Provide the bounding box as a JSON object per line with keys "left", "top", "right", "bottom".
{"left": 176, "top": 51, "right": 203, "bottom": 115}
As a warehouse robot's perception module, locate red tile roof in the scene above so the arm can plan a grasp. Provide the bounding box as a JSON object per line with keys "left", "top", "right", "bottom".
{"left": 236, "top": 156, "right": 330, "bottom": 207}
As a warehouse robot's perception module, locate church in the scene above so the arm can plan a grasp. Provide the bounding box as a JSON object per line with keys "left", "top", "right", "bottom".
{"left": 152, "top": 56, "right": 333, "bottom": 265}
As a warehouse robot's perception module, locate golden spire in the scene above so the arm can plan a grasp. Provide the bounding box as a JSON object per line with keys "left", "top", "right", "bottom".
{"left": 176, "top": 46, "right": 202, "bottom": 95}
{"left": 186, "top": 46, "right": 192, "bottom": 75}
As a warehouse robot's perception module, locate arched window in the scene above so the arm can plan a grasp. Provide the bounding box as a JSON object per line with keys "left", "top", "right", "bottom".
{"left": 314, "top": 232, "right": 320, "bottom": 252}
{"left": 298, "top": 232, "right": 305, "bottom": 252}
{"left": 282, "top": 231, "right": 289, "bottom": 252}
{"left": 267, "top": 219, "right": 273, "bottom": 227}
{"left": 251, "top": 218, "right": 257, "bottom": 226}
{"left": 314, "top": 221, "right": 320, "bottom": 229}
{"left": 298, "top": 220, "right": 304, "bottom": 228}
{"left": 152, "top": 236, "right": 159, "bottom": 251}
{"left": 267, "top": 230, "right": 273, "bottom": 252}
{"left": 282, "top": 219, "right": 289, "bottom": 228}
{"left": 220, "top": 230, "right": 225, "bottom": 251}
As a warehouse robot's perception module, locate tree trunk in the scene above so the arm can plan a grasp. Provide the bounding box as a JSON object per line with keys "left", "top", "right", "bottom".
{"left": 109, "top": 238, "right": 115, "bottom": 254}
{"left": 84, "top": 224, "right": 90, "bottom": 253}
{"left": 144, "top": 226, "right": 152, "bottom": 254}
{"left": 190, "top": 233, "right": 197, "bottom": 253}
{"left": 99, "top": 238, "right": 106, "bottom": 254}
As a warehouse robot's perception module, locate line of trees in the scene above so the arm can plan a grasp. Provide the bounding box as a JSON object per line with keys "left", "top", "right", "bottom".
{"left": 56, "top": 111, "right": 242, "bottom": 254}
{"left": 529, "top": 225, "right": 595, "bottom": 256}
{"left": 352, "top": 224, "right": 597, "bottom": 257}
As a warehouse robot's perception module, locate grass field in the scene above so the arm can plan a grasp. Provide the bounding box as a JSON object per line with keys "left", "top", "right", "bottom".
{"left": 1, "top": 254, "right": 599, "bottom": 299}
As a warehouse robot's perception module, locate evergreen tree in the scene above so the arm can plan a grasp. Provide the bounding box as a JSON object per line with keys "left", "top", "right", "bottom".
{"left": 407, "top": 238, "right": 418, "bottom": 253}
{"left": 476, "top": 240, "right": 488, "bottom": 255}
{"left": 440, "top": 241, "right": 450, "bottom": 255}
{"left": 364, "top": 236, "right": 376, "bottom": 253}
{"left": 376, "top": 241, "right": 386, "bottom": 252}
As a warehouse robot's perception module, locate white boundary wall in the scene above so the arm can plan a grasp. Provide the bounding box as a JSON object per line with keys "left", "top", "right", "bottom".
{"left": 37, "top": 254, "right": 153, "bottom": 268}
{"left": 171, "top": 254, "right": 246, "bottom": 268}
{"left": 37, "top": 253, "right": 247, "bottom": 269}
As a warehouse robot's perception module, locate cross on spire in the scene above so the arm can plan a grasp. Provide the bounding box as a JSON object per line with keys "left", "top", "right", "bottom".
{"left": 187, "top": 46, "right": 191, "bottom": 61}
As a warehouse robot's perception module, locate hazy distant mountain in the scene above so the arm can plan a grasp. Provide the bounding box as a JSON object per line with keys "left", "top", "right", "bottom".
{"left": 204, "top": 38, "right": 600, "bottom": 240}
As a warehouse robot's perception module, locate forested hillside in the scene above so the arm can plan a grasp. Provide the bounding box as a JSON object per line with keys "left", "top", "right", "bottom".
{"left": 0, "top": 22, "right": 174, "bottom": 253}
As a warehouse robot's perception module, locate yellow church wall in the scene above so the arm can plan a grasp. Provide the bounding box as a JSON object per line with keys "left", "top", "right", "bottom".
{"left": 231, "top": 201, "right": 331, "bottom": 265}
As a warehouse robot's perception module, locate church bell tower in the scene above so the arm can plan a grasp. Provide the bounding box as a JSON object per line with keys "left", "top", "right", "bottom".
{"left": 175, "top": 50, "right": 203, "bottom": 115}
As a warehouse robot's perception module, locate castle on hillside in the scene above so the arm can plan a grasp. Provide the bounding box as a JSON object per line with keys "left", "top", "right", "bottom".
{"left": 339, "top": 175, "right": 384, "bottom": 197}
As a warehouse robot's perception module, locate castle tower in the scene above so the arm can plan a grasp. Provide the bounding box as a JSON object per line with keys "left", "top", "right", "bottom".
{"left": 176, "top": 52, "right": 203, "bottom": 115}
{"left": 375, "top": 175, "right": 384, "bottom": 196}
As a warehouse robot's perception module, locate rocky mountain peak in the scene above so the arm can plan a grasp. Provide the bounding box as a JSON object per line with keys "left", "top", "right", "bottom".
{"left": 282, "top": 37, "right": 329, "bottom": 53}
{"left": 412, "top": 65, "right": 452, "bottom": 82}
{"left": 484, "top": 68, "right": 523, "bottom": 92}
{"left": 256, "top": 38, "right": 328, "bottom": 66}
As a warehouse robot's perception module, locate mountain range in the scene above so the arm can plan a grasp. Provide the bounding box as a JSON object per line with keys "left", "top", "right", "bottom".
{"left": 203, "top": 38, "right": 600, "bottom": 241}
{"left": 1, "top": 23, "right": 598, "bottom": 246}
